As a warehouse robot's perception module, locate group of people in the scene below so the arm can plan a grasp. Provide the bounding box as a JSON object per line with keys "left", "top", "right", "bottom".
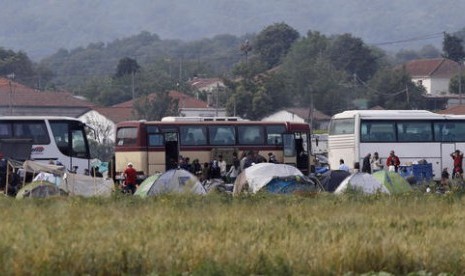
{"left": 199, "top": 151, "right": 278, "bottom": 182}
{"left": 121, "top": 150, "right": 280, "bottom": 194}
{"left": 338, "top": 150, "right": 401, "bottom": 174}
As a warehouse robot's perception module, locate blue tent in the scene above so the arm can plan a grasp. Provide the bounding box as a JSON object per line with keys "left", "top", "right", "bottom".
{"left": 264, "top": 176, "right": 319, "bottom": 194}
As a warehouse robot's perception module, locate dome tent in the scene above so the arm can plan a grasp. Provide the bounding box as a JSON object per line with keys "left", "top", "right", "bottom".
{"left": 372, "top": 170, "right": 412, "bottom": 194}
{"left": 233, "top": 163, "right": 321, "bottom": 195}
{"left": 134, "top": 173, "right": 162, "bottom": 197}
{"left": 144, "top": 169, "right": 206, "bottom": 196}
{"left": 335, "top": 172, "right": 389, "bottom": 195}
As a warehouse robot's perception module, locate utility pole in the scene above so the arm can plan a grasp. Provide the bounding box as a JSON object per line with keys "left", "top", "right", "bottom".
{"left": 215, "top": 83, "right": 219, "bottom": 116}
{"left": 7, "top": 73, "right": 15, "bottom": 115}
{"left": 406, "top": 85, "right": 410, "bottom": 108}
{"left": 459, "top": 60, "right": 463, "bottom": 105}
{"left": 131, "top": 70, "right": 135, "bottom": 100}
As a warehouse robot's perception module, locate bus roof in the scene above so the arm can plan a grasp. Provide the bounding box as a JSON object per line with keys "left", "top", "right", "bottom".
{"left": 117, "top": 120, "right": 310, "bottom": 130}
{"left": 0, "top": 116, "right": 83, "bottom": 121}
{"left": 161, "top": 116, "right": 245, "bottom": 122}
{"left": 331, "top": 110, "right": 447, "bottom": 120}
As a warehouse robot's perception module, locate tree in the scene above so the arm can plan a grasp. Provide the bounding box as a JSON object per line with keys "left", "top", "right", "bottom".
{"left": 327, "top": 33, "right": 380, "bottom": 82}
{"left": 442, "top": 33, "right": 465, "bottom": 62}
{"left": 449, "top": 72, "right": 465, "bottom": 94}
{"left": 367, "top": 67, "right": 426, "bottom": 110}
{"left": 115, "top": 57, "right": 140, "bottom": 78}
{"left": 81, "top": 112, "right": 114, "bottom": 161}
{"left": 0, "top": 48, "right": 36, "bottom": 86}
{"left": 254, "top": 22, "right": 300, "bottom": 68}
{"left": 133, "top": 91, "right": 179, "bottom": 120}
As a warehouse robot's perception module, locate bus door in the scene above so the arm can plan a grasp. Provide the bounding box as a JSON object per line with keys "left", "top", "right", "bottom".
{"left": 164, "top": 132, "right": 179, "bottom": 171}
{"left": 441, "top": 143, "right": 456, "bottom": 175}
{"left": 283, "top": 133, "right": 310, "bottom": 175}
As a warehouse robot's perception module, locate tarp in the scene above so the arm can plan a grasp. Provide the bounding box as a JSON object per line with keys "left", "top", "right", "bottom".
{"left": 335, "top": 172, "right": 390, "bottom": 195}
{"left": 21, "top": 160, "right": 114, "bottom": 197}
{"left": 16, "top": 181, "right": 68, "bottom": 199}
{"left": 372, "top": 171, "right": 412, "bottom": 194}
{"left": 134, "top": 173, "right": 162, "bottom": 197}
{"left": 264, "top": 176, "right": 319, "bottom": 194}
{"left": 319, "top": 170, "right": 351, "bottom": 192}
{"left": 233, "top": 163, "right": 316, "bottom": 195}
{"left": 23, "top": 160, "right": 66, "bottom": 175}
{"left": 145, "top": 169, "right": 206, "bottom": 196}
{"left": 60, "top": 173, "right": 114, "bottom": 197}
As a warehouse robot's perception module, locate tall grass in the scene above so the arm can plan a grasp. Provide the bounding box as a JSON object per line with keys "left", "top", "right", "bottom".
{"left": 0, "top": 192, "right": 465, "bottom": 275}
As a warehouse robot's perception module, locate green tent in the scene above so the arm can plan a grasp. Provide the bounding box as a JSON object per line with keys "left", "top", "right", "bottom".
{"left": 134, "top": 173, "right": 162, "bottom": 197}
{"left": 373, "top": 171, "right": 412, "bottom": 194}
{"left": 16, "top": 181, "right": 68, "bottom": 199}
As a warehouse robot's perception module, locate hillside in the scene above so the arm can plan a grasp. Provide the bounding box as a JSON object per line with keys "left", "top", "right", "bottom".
{"left": 1, "top": 0, "right": 464, "bottom": 60}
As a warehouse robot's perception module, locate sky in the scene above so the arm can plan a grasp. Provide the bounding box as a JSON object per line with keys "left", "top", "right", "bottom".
{"left": 1, "top": 0, "right": 464, "bottom": 60}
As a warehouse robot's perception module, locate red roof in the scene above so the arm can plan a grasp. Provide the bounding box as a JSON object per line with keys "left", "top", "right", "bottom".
{"left": 0, "top": 77, "right": 94, "bottom": 108}
{"left": 92, "top": 106, "right": 135, "bottom": 123}
{"left": 113, "top": 90, "right": 208, "bottom": 109}
{"left": 404, "top": 58, "right": 458, "bottom": 78}
{"left": 437, "top": 104, "right": 465, "bottom": 115}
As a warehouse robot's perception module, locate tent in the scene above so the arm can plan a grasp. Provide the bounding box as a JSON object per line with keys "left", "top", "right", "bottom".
{"left": 144, "top": 169, "right": 206, "bottom": 196}
{"left": 21, "top": 160, "right": 114, "bottom": 197}
{"left": 372, "top": 171, "right": 412, "bottom": 194}
{"left": 61, "top": 173, "right": 114, "bottom": 197}
{"left": 16, "top": 181, "right": 68, "bottom": 199}
{"left": 335, "top": 172, "right": 390, "bottom": 195}
{"left": 263, "top": 176, "right": 319, "bottom": 194}
{"left": 319, "top": 170, "right": 351, "bottom": 192}
{"left": 134, "top": 173, "right": 162, "bottom": 197}
{"left": 233, "top": 163, "right": 320, "bottom": 195}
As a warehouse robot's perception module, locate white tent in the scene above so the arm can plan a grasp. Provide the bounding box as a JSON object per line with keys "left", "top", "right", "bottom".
{"left": 146, "top": 169, "right": 206, "bottom": 196}
{"left": 233, "top": 163, "right": 305, "bottom": 195}
{"left": 334, "top": 172, "right": 390, "bottom": 195}
{"left": 21, "top": 160, "right": 114, "bottom": 197}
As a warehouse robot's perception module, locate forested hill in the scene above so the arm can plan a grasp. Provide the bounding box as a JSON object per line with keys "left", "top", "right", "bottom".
{"left": 1, "top": 0, "right": 464, "bottom": 60}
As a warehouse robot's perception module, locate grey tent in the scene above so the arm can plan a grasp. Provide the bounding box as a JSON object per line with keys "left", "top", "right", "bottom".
{"left": 335, "top": 172, "right": 389, "bottom": 195}
{"left": 145, "top": 169, "right": 206, "bottom": 196}
{"left": 16, "top": 181, "right": 68, "bottom": 199}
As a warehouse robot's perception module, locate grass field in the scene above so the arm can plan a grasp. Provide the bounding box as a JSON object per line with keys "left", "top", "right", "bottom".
{"left": 1, "top": 191, "right": 465, "bottom": 275}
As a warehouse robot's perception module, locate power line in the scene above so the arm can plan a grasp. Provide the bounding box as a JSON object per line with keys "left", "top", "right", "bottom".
{"left": 371, "top": 32, "right": 445, "bottom": 46}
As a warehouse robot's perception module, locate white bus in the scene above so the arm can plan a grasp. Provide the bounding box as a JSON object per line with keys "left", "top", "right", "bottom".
{"left": 328, "top": 110, "right": 465, "bottom": 180}
{"left": 0, "top": 116, "right": 91, "bottom": 174}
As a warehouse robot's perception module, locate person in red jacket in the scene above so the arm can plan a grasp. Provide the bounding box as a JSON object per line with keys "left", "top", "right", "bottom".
{"left": 451, "top": 150, "right": 464, "bottom": 179}
{"left": 123, "top": 162, "right": 138, "bottom": 194}
{"left": 386, "top": 150, "right": 400, "bottom": 172}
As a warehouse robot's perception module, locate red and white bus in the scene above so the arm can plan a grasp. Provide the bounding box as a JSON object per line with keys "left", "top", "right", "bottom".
{"left": 114, "top": 117, "right": 312, "bottom": 180}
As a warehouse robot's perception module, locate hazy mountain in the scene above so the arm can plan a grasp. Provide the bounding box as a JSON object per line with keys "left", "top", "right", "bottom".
{"left": 1, "top": 0, "right": 464, "bottom": 60}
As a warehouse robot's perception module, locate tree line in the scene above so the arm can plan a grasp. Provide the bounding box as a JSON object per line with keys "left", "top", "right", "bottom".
{"left": 1, "top": 23, "right": 465, "bottom": 121}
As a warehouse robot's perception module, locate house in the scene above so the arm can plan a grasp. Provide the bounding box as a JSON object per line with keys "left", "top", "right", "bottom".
{"left": 404, "top": 58, "right": 459, "bottom": 96}
{"left": 188, "top": 77, "right": 225, "bottom": 107}
{"left": 261, "top": 107, "right": 331, "bottom": 130}
{"left": 112, "top": 90, "right": 216, "bottom": 117}
{"left": 0, "top": 77, "right": 94, "bottom": 117}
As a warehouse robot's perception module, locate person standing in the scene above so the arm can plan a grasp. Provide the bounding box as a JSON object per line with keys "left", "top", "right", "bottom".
{"left": 338, "top": 159, "right": 350, "bottom": 172}
{"left": 268, "top": 152, "right": 277, "bottom": 163}
{"left": 362, "top": 153, "right": 372, "bottom": 174}
{"left": 451, "top": 149, "right": 464, "bottom": 178}
{"left": 371, "top": 152, "right": 383, "bottom": 173}
{"left": 386, "top": 150, "right": 400, "bottom": 172}
{"left": 123, "top": 162, "right": 138, "bottom": 194}
{"left": 218, "top": 155, "right": 227, "bottom": 179}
